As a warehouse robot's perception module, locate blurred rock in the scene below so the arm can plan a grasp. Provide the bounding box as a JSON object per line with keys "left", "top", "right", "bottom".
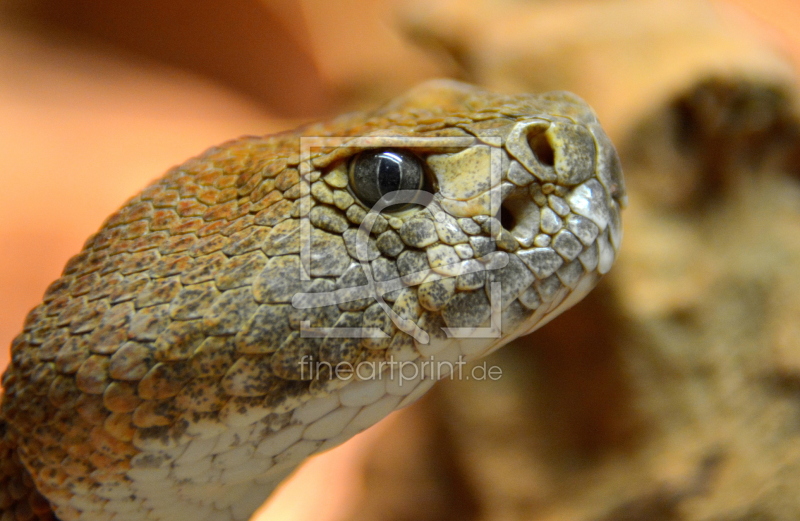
{"left": 343, "top": 1, "right": 800, "bottom": 520}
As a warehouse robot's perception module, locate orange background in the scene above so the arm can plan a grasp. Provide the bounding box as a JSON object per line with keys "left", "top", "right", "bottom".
{"left": 0, "top": 1, "right": 799, "bottom": 520}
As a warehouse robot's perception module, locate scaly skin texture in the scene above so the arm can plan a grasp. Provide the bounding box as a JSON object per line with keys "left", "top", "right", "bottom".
{"left": 0, "top": 80, "right": 624, "bottom": 521}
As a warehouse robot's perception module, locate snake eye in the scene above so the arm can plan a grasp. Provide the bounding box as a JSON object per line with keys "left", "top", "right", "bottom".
{"left": 349, "top": 149, "right": 428, "bottom": 211}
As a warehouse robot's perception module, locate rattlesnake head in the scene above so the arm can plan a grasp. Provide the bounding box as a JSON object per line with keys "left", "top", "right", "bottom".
{"left": 0, "top": 80, "right": 624, "bottom": 521}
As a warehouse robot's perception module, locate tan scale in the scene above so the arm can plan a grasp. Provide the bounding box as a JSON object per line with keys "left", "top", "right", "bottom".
{"left": 0, "top": 80, "right": 624, "bottom": 521}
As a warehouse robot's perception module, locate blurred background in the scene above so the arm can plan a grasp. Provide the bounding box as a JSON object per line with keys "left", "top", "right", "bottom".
{"left": 2, "top": 1, "right": 800, "bottom": 520}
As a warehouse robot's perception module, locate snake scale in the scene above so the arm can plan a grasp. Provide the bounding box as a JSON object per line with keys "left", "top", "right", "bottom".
{"left": 0, "top": 80, "right": 624, "bottom": 521}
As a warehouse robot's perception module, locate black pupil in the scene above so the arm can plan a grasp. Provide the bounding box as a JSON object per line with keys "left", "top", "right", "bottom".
{"left": 350, "top": 149, "right": 424, "bottom": 209}
{"left": 378, "top": 152, "right": 403, "bottom": 194}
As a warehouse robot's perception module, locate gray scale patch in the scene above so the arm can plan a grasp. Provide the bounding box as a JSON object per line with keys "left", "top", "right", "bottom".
{"left": 367, "top": 214, "right": 389, "bottom": 236}
{"left": 320, "top": 313, "right": 362, "bottom": 366}
{"left": 398, "top": 219, "right": 438, "bottom": 248}
{"left": 305, "top": 277, "right": 338, "bottom": 295}
{"left": 129, "top": 303, "right": 171, "bottom": 341}
{"left": 371, "top": 257, "right": 400, "bottom": 283}
{"left": 297, "top": 279, "right": 340, "bottom": 330}
{"left": 180, "top": 251, "right": 226, "bottom": 285}
{"left": 457, "top": 218, "right": 481, "bottom": 235}
{"left": 518, "top": 286, "right": 542, "bottom": 310}
{"left": 578, "top": 241, "right": 599, "bottom": 272}
{"left": 332, "top": 189, "right": 354, "bottom": 211}
{"left": 309, "top": 230, "right": 350, "bottom": 277}
{"left": 169, "top": 282, "right": 220, "bottom": 321}
{"left": 253, "top": 256, "right": 310, "bottom": 304}
{"left": 262, "top": 219, "right": 300, "bottom": 256}
{"left": 479, "top": 217, "right": 501, "bottom": 236}
{"left": 337, "top": 263, "right": 368, "bottom": 288}
{"left": 327, "top": 289, "right": 369, "bottom": 316}
{"left": 441, "top": 290, "right": 491, "bottom": 329}
{"left": 529, "top": 182, "right": 547, "bottom": 207}
{"left": 494, "top": 229, "right": 519, "bottom": 253}
{"left": 417, "top": 311, "right": 448, "bottom": 342}
{"left": 221, "top": 356, "right": 277, "bottom": 397}
{"left": 387, "top": 331, "right": 416, "bottom": 362}
{"left": 385, "top": 216, "right": 402, "bottom": 231}
{"left": 222, "top": 226, "right": 272, "bottom": 257}
{"left": 335, "top": 264, "right": 373, "bottom": 312}
{"left": 434, "top": 215, "right": 468, "bottom": 245}
{"left": 396, "top": 250, "right": 430, "bottom": 286}
{"left": 272, "top": 331, "right": 321, "bottom": 380}
{"left": 540, "top": 207, "right": 563, "bottom": 234}
{"left": 235, "top": 305, "right": 293, "bottom": 354}
{"left": 468, "top": 236, "right": 496, "bottom": 258}
{"left": 343, "top": 229, "right": 380, "bottom": 262}
{"left": 418, "top": 277, "right": 456, "bottom": 311}
{"left": 608, "top": 202, "right": 623, "bottom": 251}
{"left": 426, "top": 244, "right": 461, "bottom": 276}
{"left": 320, "top": 336, "right": 362, "bottom": 371}
{"left": 533, "top": 234, "right": 551, "bottom": 248}
{"left": 566, "top": 178, "right": 611, "bottom": 230}
{"left": 391, "top": 288, "right": 421, "bottom": 323}
{"left": 456, "top": 266, "right": 485, "bottom": 291}
{"left": 551, "top": 123, "right": 595, "bottom": 186}
{"left": 376, "top": 230, "right": 405, "bottom": 258}
{"left": 597, "top": 229, "right": 615, "bottom": 275}
{"left": 346, "top": 205, "right": 367, "bottom": 225}
{"left": 506, "top": 160, "right": 535, "bottom": 186}
{"left": 508, "top": 202, "right": 540, "bottom": 249}
{"left": 552, "top": 230, "right": 583, "bottom": 261}
{"left": 262, "top": 379, "right": 309, "bottom": 416}
{"left": 214, "top": 251, "right": 268, "bottom": 291}
{"left": 361, "top": 303, "right": 394, "bottom": 349}
{"left": 310, "top": 180, "right": 334, "bottom": 205}
{"left": 556, "top": 259, "right": 585, "bottom": 289}
{"left": 517, "top": 247, "right": 563, "bottom": 279}
{"left": 486, "top": 254, "right": 535, "bottom": 308}
{"left": 501, "top": 300, "right": 533, "bottom": 334}
{"left": 565, "top": 214, "right": 599, "bottom": 246}
{"left": 535, "top": 274, "right": 563, "bottom": 302}
{"left": 383, "top": 288, "right": 403, "bottom": 303}
{"left": 454, "top": 243, "right": 473, "bottom": 259}
{"left": 548, "top": 195, "right": 571, "bottom": 217}
{"left": 131, "top": 452, "right": 170, "bottom": 470}
{"left": 204, "top": 287, "right": 259, "bottom": 336}
{"left": 590, "top": 124, "right": 626, "bottom": 200}
{"left": 308, "top": 206, "right": 348, "bottom": 234}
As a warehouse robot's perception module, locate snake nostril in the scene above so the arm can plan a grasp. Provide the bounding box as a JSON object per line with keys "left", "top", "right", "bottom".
{"left": 497, "top": 188, "right": 541, "bottom": 248}
{"left": 527, "top": 128, "right": 555, "bottom": 167}
{"left": 500, "top": 203, "right": 516, "bottom": 231}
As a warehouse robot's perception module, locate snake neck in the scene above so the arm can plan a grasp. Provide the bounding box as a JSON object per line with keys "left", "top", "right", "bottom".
{"left": 0, "top": 419, "right": 57, "bottom": 521}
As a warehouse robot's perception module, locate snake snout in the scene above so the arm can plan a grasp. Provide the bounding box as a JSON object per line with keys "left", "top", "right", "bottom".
{"left": 497, "top": 116, "right": 625, "bottom": 251}
{"left": 505, "top": 118, "right": 598, "bottom": 186}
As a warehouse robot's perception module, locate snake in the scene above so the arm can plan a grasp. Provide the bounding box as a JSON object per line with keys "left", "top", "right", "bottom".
{"left": 0, "top": 80, "right": 625, "bottom": 521}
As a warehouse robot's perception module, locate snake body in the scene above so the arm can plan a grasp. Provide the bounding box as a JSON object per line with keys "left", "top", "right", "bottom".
{"left": 0, "top": 80, "right": 624, "bottom": 521}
